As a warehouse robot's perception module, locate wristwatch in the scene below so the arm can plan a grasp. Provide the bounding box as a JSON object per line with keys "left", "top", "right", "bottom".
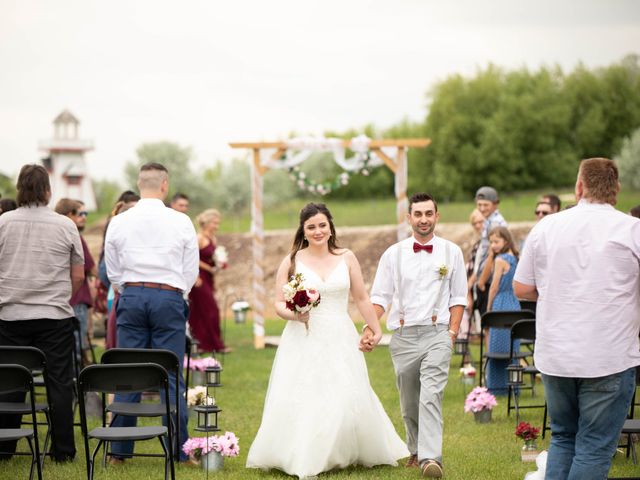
{"left": 448, "top": 329, "right": 458, "bottom": 337}
{"left": 362, "top": 324, "right": 372, "bottom": 333}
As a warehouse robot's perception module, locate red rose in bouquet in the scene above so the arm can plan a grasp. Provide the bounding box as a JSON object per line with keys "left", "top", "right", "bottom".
{"left": 282, "top": 273, "right": 321, "bottom": 332}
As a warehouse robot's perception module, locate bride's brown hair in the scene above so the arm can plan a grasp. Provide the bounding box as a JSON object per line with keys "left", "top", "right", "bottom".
{"left": 288, "top": 203, "right": 340, "bottom": 278}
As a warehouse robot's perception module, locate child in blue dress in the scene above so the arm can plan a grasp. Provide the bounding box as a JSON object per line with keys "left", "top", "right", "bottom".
{"left": 486, "top": 226, "right": 520, "bottom": 394}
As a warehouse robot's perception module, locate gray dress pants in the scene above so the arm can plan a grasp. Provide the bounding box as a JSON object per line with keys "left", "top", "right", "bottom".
{"left": 389, "top": 324, "right": 452, "bottom": 464}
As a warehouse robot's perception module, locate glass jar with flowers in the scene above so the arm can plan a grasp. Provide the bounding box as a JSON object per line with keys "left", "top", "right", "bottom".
{"left": 231, "top": 300, "right": 251, "bottom": 324}
{"left": 459, "top": 363, "right": 476, "bottom": 385}
{"left": 515, "top": 422, "right": 540, "bottom": 462}
{"left": 464, "top": 386, "right": 497, "bottom": 423}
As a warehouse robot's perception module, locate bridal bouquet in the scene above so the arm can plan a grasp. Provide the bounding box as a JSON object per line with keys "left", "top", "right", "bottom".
{"left": 282, "top": 273, "right": 321, "bottom": 332}
{"left": 214, "top": 246, "right": 229, "bottom": 269}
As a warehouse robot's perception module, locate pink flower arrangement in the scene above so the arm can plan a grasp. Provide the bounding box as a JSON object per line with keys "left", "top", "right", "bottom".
{"left": 464, "top": 386, "right": 497, "bottom": 413}
{"left": 182, "top": 432, "right": 240, "bottom": 459}
{"left": 184, "top": 356, "right": 221, "bottom": 372}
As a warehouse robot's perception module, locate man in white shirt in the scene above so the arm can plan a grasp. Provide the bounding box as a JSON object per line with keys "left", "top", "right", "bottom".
{"left": 362, "top": 192, "right": 467, "bottom": 478}
{"left": 514, "top": 158, "right": 640, "bottom": 480}
{"left": 105, "top": 162, "right": 199, "bottom": 463}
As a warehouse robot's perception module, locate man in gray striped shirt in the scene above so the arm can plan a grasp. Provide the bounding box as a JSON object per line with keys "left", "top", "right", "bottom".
{"left": 0, "top": 164, "right": 84, "bottom": 463}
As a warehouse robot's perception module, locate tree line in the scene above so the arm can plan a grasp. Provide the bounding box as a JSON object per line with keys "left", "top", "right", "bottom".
{"left": 90, "top": 54, "right": 640, "bottom": 213}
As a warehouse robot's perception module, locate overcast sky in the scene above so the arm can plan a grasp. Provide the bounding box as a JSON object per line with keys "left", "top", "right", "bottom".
{"left": 1, "top": 0, "right": 639, "bottom": 182}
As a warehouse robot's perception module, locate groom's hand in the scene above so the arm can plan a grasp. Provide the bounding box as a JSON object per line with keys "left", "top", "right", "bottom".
{"left": 359, "top": 328, "right": 375, "bottom": 352}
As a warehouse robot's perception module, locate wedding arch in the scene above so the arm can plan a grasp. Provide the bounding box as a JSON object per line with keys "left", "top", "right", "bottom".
{"left": 229, "top": 136, "right": 430, "bottom": 348}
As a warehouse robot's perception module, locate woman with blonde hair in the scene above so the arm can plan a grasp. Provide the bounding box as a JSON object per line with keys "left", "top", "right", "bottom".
{"left": 188, "top": 208, "right": 230, "bottom": 353}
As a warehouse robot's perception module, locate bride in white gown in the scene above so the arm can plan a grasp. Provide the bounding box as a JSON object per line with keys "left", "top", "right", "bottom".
{"left": 246, "top": 203, "right": 409, "bottom": 478}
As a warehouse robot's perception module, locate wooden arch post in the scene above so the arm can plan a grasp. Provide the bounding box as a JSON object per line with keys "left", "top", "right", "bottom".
{"left": 229, "top": 138, "right": 430, "bottom": 348}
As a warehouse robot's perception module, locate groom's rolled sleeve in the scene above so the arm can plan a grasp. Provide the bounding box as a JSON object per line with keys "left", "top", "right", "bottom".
{"left": 448, "top": 247, "right": 468, "bottom": 308}
{"left": 370, "top": 248, "right": 394, "bottom": 311}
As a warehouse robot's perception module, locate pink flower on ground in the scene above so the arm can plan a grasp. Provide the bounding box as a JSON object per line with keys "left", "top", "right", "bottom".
{"left": 464, "top": 386, "right": 497, "bottom": 413}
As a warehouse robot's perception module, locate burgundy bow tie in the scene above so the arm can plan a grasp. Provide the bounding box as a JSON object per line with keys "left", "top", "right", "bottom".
{"left": 413, "top": 242, "right": 433, "bottom": 253}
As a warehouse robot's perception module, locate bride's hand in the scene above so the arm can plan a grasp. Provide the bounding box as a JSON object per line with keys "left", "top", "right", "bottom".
{"left": 359, "top": 327, "right": 381, "bottom": 353}
{"left": 294, "top": 311, "right": 310, "bottom": 325}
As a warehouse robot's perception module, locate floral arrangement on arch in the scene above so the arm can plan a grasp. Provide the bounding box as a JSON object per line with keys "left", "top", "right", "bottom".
{"left": 515, "top": 422, "right": 540, "bottom": 442}
{"left": 186, "top": 386, "right": 215, "bottom": 407}
{"left": 182, "top": 432, "right": 240, "bottom": 459}
{"left": 184, "top": 356, "right": 221, "bottom": 372}
{"left": 464, "top": 386, "right": 497, "bottom": 413}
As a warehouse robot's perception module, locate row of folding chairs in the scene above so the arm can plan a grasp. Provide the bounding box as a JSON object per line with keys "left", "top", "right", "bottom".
{"left": 477, "top": 310, "right": 549, "bottom": 437}
{"left": 0, "top": 346, "right": 181, "bottom": 480}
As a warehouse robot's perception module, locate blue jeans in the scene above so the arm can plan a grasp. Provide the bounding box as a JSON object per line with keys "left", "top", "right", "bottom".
{"left": 542, "top": 367, "right": 637, "bottom": 480}
{"left": 73, "top": 303, "right": 89, "bottom": 350}
{"left": 111, "top": 286, "right": 189, "bottom": 461}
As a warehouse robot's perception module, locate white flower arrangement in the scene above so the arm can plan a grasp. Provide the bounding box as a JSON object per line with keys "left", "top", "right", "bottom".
{"left": 231, "top": 301, "right": 250, "bottom": 312}
{"left": 187, "top": 385, "right": 216, "bottom": 407}
{"left": 214, "top": 246, "right": 229, "bottom": 268}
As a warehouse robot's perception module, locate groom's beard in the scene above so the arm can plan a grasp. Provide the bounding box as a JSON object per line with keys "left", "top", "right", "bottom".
{"left": 413, "top": 223, "right": 435, "bottom": 238}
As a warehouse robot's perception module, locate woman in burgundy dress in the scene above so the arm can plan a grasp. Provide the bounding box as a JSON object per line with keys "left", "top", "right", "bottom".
{"left": 188, "top": 209, "right": 231, "bottom": 353}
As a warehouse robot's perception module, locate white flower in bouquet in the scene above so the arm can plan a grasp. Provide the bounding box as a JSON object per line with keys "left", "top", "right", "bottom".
{"left": 213, "top": 246, "right": 229, "bottom": 269}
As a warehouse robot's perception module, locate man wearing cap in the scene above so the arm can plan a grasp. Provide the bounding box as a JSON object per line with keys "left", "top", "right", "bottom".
{"left": 472, "top": 186, "right": 507, "bottom": 315}
{"left": 105, "top": 162, "right": 199, "bottom": 463}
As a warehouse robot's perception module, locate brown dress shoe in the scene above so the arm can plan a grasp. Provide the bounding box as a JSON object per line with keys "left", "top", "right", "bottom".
{"left": 421, "top": 459, "right": 443, "bottom": 478}
{"left": 405, "top": 454, "right": 419, "bottom": 468}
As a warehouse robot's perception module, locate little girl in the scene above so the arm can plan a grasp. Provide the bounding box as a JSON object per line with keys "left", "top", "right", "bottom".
{"left": 486, "top": 226, "right": 521, "bottom": 394}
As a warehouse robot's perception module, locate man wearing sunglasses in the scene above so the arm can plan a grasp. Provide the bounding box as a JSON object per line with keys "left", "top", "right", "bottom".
{"left": 534, "top": 201, "right": 552, "bottom": 220}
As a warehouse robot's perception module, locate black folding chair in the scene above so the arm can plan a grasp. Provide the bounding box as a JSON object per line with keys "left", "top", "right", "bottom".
{"left": 77, "top": 363, "right": 175, "bottom": 480}
{"left": 0, "top": 346, "right": 52, "bottom": 468}
{"left": 479, "top": 310, "right": 536, "bottom": 389}
{"left": 100, "top": 348, "right": 181, "bottom": 460}
{"left": 0, "top": 364, "right": 42, "bottom": 480}
{"left": 507, "top": 319, "right": 549, "bottom": 437}
{"left": 619, "top": 367, "right": 640, "bottom": 464}
{"left": 184, "top": 336, "right": 195, "bottom": 389}
{"left": 517, "top": 300, "right": 536, "bottom": 352}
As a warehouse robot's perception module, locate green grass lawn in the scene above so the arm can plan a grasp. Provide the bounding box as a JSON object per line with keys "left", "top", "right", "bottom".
{"left": 1, "top": 321, "right": 637, "bottom": 479}
{"left": 216, "top": 188, "right": 640, "bottom": 233}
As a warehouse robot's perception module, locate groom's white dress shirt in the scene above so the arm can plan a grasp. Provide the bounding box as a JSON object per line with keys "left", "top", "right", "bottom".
{"left": 370, "top": 235, "right": 467, "bottom": 330}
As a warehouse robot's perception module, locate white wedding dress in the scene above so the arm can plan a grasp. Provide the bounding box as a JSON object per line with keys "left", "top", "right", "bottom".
{"left": 246, "top": 258, "right": 409, "bottom": 478}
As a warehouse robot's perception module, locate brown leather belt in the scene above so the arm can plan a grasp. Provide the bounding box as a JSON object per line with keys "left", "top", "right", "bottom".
{"left": 124, "top": 282, "right": 181, "bottom": 292}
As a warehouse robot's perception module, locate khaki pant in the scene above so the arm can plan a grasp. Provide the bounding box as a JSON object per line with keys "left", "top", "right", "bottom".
{"left": 389, "top": 324, "right": 452, "bottom": 464}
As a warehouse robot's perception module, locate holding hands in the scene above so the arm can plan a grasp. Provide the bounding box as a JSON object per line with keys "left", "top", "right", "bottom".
{"left": 359, "top": 324, "right": 381, "bottom": 353}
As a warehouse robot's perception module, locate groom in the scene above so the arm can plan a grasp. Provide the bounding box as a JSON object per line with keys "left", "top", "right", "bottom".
{"left": 361, "top": 192, "right": 467, "bottom": 478}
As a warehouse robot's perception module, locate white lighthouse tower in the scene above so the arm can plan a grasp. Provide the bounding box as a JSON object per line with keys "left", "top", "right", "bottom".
{"left": 39, "top": 110, "right": 97, "bottom": 211}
